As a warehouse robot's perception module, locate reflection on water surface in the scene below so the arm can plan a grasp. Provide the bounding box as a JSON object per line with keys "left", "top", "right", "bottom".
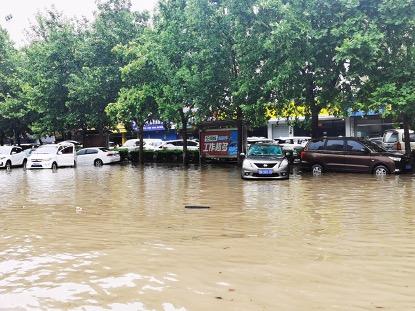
{"left": 1, "top": 165, "right": 415, "bottom": 310}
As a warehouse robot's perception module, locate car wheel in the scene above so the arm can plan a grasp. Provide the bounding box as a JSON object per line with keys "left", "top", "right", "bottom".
{"left": 94, "top": 159, "right": 103, "bottom": 167}
{"left": 312, "top": 164, "right": 323, "bottom": 176}
{"left": 5, "top": 161, "right": 12, "bottom": 171}
{"left": 52, "top": 162, "right": 58, "bottom": 170}
{"left": 374, "top": 165, "right": 389, "bottom": 176}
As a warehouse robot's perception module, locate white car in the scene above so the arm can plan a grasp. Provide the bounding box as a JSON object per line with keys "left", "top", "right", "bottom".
{"left": 76, "top": 147, "right": 121, "bottom": 166}
{"left": 0, "top": 146, "right": 28, "bottom": 169}
{"left": 382, "top": 129, "right": 415, "bottom": 153}
{"left": 274, "top": 136, "right": 311, "bottom": 162}
{"left": 159, "top": 139, "right": 199, "bottom": 151}
{"left": 120, "top": 138, "right": 163, "bottom": 152}
{"left": 27, "top": 142, "right": 77, "bottom": 169}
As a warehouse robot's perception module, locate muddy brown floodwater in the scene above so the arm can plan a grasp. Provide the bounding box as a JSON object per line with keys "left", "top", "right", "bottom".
{"left": 1, "top": 164, "right": 415, "bottom": 310}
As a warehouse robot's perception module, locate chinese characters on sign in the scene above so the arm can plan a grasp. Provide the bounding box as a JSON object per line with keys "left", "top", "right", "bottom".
{"left": 200, "top": 129, "right": 238, "bottom": 158}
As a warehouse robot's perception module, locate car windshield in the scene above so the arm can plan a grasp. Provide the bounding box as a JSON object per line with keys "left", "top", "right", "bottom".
{"left": 247, "top": 144, "right": 283, "bottom": 156}
{"left": 0, "top": 147, "right": 11, "bottom": 155}
{"left": 361, "top": 140, "right": 386, "bottom": 152}
{"left": 33, "top": 145, "right": 58, "bottom": 154}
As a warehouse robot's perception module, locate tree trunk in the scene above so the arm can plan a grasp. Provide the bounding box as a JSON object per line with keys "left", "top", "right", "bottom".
{"left": 403, "top": 115, "right": 411, "bottom": 156}
{"left": 180, "top": 111, "right": 189, "bottom": 166}
{"left": 311, "top": 104, "right": 321, "bottom": 139}
{"left": 236, "top": 106, "right": 244, "bottom": 165}
{"left": 138, "top": 123, "right": 144, "bottom": 165}
{"left": 82, "top": 127, "right": 87, "bottom": 147}
{"left": 14, "top": 128, "right": 21, "bottom": 146}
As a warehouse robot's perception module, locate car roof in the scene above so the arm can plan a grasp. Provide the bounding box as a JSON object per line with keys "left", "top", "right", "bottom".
{"left": 384, "top": 129, "right": 414, "bottom": 133}
{"left": 250, "top": 142, "right": 280, "bottom": 146}
{"left": 309, "top": 137, "right": 368, "bottom": 141}
{"left": 277, "top": 136, "right": 311, "bottom": 140}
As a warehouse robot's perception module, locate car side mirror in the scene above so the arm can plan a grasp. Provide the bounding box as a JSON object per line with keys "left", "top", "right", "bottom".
{"left": 11, "top": 151, "right": 16, "bottom": 155}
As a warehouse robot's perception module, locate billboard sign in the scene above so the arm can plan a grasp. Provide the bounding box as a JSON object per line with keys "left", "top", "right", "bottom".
{"left": 200, "top": 128, "right": 238, "bottom": 158}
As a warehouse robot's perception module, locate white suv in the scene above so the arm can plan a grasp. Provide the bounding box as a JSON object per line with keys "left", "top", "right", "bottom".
{"left": 0, "top": 146, "right": 28, "bottom": 169}
{"left": 27, "top": 142, "right": 77, "bottom": 169}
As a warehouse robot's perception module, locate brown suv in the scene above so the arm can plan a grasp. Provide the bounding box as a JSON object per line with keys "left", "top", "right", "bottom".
{"left": 301, "top": 137, "right": 405, "bottom": 175}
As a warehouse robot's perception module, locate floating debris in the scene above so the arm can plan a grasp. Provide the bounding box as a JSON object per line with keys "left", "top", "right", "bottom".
{"left": 185, "top": 205, "right": 210, "bottom": 209}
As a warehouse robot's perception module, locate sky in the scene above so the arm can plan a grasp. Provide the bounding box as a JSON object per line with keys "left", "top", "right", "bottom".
{"left": 0, "top": 0, "right": 158, "bottom": 46}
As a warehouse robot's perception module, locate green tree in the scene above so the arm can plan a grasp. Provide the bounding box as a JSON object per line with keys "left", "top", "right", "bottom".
{"left": 210, "top": 0, "right": 271, "bottom": 161}
{"left": 0, "top": 27, "right": 34, "bottom": 145}
{"left": 263, "top": 0, "right": 358, "bottom": 138}
{"left": 152, "top": 0, "right": 230, "bottom": 165}
{"left": 106, "top": 32, "right": 160, "bottom": 164}
{"left": 24, "top": 9, "right": 82, "bottom": 139}
{"left": 67, "top": 0, "right": 148, "bottom": 142}
{"left": 337, "top": 0, "right": 415, "bottom": 154}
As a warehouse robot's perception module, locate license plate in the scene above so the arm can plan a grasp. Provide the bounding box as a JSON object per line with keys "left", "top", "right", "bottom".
{"left": 258, "top": 169, "right": 273, "bottom": 175}
{"left": 31, "top": 164, "right": 42, "bottom": 168}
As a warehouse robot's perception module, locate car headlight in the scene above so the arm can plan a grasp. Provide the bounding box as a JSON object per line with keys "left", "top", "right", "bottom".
{"left": 388, "top": 156, "right": 401, "bottom": 162}
{"left": 279, "top": 159, "right": 289, "bottom": 167}
{"left": 242, "top": 160, "right": 253, "bottom": 169}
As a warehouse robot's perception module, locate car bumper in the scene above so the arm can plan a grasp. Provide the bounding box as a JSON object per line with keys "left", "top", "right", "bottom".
{"left": 104, "top": 156, "right": 121, "bottom": 164}
{"left": 241, "top": 167, "right": 290, "bottom": 179}
{"left": 27, "top": 161, "right": 53, "bottom": 169}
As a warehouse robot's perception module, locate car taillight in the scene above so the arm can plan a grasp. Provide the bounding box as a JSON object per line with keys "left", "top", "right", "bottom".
{"left": 107, "top": 152, "right": 115, "bottom": 156}
{"left": 396, "top": 142, "right": 402, "bottom": 150}
{"left": 300, "top": 151, "right": 305, "bottom": 160}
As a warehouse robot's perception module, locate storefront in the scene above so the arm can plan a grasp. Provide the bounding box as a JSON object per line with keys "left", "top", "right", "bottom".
{"left": 345, "top": 112, "right": 397, "bottom": 138}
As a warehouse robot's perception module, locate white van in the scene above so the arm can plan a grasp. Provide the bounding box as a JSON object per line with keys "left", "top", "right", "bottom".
{"left": 382, "top": 129, "right": 415, "bottom": 153}
{"left": 27, "top": 142, "right": 77, "bottom": 169}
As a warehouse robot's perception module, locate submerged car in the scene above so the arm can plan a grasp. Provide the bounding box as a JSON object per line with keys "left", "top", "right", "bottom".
{"left": 120, "top": 138, "right": 163, "bottom": 152}
{"left": 0, "top": 146, "right": 28, "bottom": 169}
{"left": 76, "top": 147, "right": 121, "bottom": 166}
{"left": 274, "top": 136, "right": 311, "bottom": 163}
{"left": 159, "top": 139, "right": 199, "bottom": 151}
{"left": 241, "top": 143, "right": 290, "bottom": 180}
{"left": 27, "top": 142, "right": 77, "bottom": 169}
{"left": 301, "top": 137, "right": 405, "bottom": 175}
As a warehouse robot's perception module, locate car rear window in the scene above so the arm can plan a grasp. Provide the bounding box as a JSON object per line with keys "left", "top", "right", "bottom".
{"left": 383, "top": 131, "right": 398, "bottom": 143}
{"left": 307, "top": 140, "right": 325, "bottom": 151}
{"left": 326, "top": 140, "right": 344, "bottom": 151}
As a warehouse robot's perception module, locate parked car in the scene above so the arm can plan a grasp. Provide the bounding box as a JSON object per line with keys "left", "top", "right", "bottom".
{"left": 76, "top": 147, "right": 121, "bottom": 166}
{"left": 382, "top": 129, "right": 415, "bottom": 153}
{"left": 301, "top": 137, "right": 405, "bottom": 175}
{"left": 120, "top": 138, "right": 163, "bottom": 152}
{"left": 159, "top": 139, "right": 199, "bottom": 151}
{"left": 369, "top": 137, "right": 384, "bottom": 148}
{"left": 27, "top": 142, "right": 77, "bottom": 169}
{"left": 241, "top": 143, "right": 290, "bottom": 180}
{"left": 274, "top": 136, "right": 311, "bottom": 162}
{"left": 247, "top": 137, "right": 273, "bottom": 145}
{"left": 0, "top": 146, "right": 28, "bottom": 170}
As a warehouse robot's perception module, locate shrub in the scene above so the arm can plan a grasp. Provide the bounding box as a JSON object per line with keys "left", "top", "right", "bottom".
{"left": 126, "top": 149, "right": 200, "bottom": 163}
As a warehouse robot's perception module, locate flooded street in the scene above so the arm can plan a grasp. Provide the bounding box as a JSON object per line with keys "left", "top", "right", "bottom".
{"left": 1, "top": 165, "right": 415, "bottom": 310}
